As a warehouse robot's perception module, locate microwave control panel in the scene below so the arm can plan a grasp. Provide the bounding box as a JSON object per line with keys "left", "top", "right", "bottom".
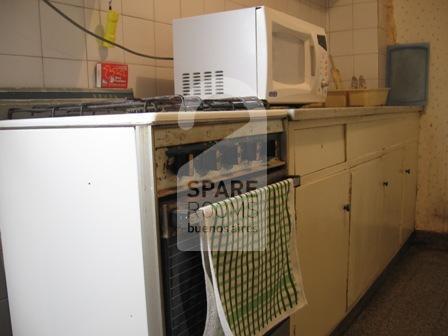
{"left": 318, "top": 34, "right": 329, "bottom": 94}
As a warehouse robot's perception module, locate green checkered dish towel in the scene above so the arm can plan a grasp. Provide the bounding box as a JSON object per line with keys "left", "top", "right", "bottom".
{"left": 199, "top": 179, "right": 307, "bottom": 336}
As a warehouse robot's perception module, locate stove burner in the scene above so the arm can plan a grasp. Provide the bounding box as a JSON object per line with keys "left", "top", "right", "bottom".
{"left": 7, "top": 95, "right": 268, "bottom": 120}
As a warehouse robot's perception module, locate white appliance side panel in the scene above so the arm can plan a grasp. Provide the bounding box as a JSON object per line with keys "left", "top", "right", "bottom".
{"left": 0, "top": 128, "right": 149, "bottom": 336}
{"left": 174, "top": 7, "right": 258, "bottom": 98}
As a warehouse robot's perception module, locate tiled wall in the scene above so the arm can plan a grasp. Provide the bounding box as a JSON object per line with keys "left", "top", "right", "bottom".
{"left": 393, "top": 0, "right": 448, "bottom": 233}
{"left": 0, "top": 0, "right": 327, "bottom": 98}
{"left": 327, "top": 0, "right": 386, "bottom": 89}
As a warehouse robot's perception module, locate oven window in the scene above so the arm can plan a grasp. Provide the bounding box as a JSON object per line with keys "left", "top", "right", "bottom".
{"left": 272, "top": 23, "right": 306, "bottom": 85}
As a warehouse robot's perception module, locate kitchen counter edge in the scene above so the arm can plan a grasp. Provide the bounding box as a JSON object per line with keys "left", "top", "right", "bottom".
{"left": 288, "top": 105, "right": 423, "bottom": 121}
{"left": 0, "top": 106, "right": 423, "bottom": 129}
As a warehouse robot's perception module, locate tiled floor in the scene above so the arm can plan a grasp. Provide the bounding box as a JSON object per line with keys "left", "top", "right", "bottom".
{"left": 343, "top": 244, "right": 448, "bottom": 336}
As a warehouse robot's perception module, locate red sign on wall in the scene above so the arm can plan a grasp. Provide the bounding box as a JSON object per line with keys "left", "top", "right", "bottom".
{"left": 96, "top": 63, "right": 128, "bottom": 89}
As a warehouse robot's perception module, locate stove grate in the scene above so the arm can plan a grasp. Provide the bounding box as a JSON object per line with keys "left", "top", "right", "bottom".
{"left": 8, "top": 95, "right": 267, "bottom": 120}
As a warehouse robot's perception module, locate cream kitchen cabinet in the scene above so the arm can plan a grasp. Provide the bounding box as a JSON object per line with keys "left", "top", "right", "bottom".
{"left": 347, "top": 148, "right": 406, "bottom": 308}
{"left": 379, "top": 149, "right": 404, "bottom": 270}
{"left": 347, "top": 158, "right": 385, "bottom": 308}
{"left": 288, "top": 108, "right": 421, "bottom": 336}
{"left": 400, "top": 142, "right": 419, "bottom": 244}
{"left": 293, "top": 172, "right": 350, "bottom": 336}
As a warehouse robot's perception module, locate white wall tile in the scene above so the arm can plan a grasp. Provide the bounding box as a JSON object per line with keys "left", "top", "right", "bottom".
{"left": 308, "top": 0, "right": 329, "bottom": 7}
{"left": 328, "top": 0, "right": 353, "bottom": 7}
{"left": 264, "top": 0, "right": 289, "bottom": 13}
{"left": 329, "top": 5, "right": 353, "bottom": 32}
{"left": 365, "top": 78, "right": 378, "bottom": 88}
{"left": 378, "top": 52, "right": 386, "bottom": 80}
{"left": 343, "top": 80, "right": 353, "bottom": 89}
{"left": 310, "top": 4, "right": 327, "bottom": 27}
{"left": 329, "top": 30, "right": 353, "bottom": 56}
{"left": 353, "top": 28, "right": 378, "bottom": 54}
{"left": 181, "top": 0, "right": 204, "bottom": 17}
{"left": 40, "top": 3, "right": 87, "bottom": 60}
{"left": 122, "top": 0, "right": 154, "bottom": 20}
{"left": 354, "top": 53, "right": 378, "bottom": 79}
{"left": 0, "top": 55, "right": 43, "bottom": 87}
{"left": 378, "top": 1, "right": 387, "bottom": 29}
{"left": 295, "top": 1, "right": 327, "bottom": 27}
{"left": 234, "top": 0, "right": 262, "bottom": 6}
{"left": 84, "top": 9, "right": 125, "bottom": 62}
{"left": 331, "top": 55, "right": 354, "bottom": 81}
{"left": 122, "top": 16, "right": 155, "bottom": 65}
{"left": 287, "top": 0, "right": 318, "bottom": 22}
{"left": 87, "top": 60, "right": 98, "bottom": 88}
{"left": 43, "top": 58, "right": 89, "bottom": 88}
{"left": 378, "top": 27, "right": 387, "bottom": 55}
{"left": 296, "top": 1, "right": 314, "bottom": 22}
{"left": 156, "top": 67, "right": 174, "bottom": 95}
{"left": 287, "top": 0, "right": 301, "bottom": 18}
{"left": 155, "top": 23, "right": 174, "bottom": 68}
{"left": 204, "top": 0, "right": 225, "bottom": 13}
{"left": 225, "top": 1, "right": 244, "bottom": 10}
{"left": 329, "top": 79, "right": 351, "bottom": 90}
{"left": 353, "top": 2, "right": 377, "bottom": 29}
{"left": 128, "top": 64, "right": 157, "bottom": 97}
{"left": 53, "top": 0, "right": 84, "bottom": 6}
{"left": 84, "top": 0, "right": 123, "bottom": 12}
{"left": 325, "top": 5, "right": 331, "bottom": 31}
{"left": 0, "top": 0, "right": 42, "bottom": 57}
{"left": 155, "top": 0, "right": 181, "bottom": 24}
{"left": 274, "top": 1, "right": 325, "bottom": 23}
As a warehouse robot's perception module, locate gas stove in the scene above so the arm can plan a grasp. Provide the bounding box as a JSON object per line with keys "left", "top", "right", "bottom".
{"left": 7, "top": 95, "right": 268, "bottom": 120}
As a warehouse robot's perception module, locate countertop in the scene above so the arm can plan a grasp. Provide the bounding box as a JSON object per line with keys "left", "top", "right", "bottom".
{"left": 287, "top": 105, "right": 423, "bottom": 121}
{"left": 0, "top": 110, "right": 288, "bottom": 129}
{"left": 0, "top": 106, "right": 423, "bottom": 129}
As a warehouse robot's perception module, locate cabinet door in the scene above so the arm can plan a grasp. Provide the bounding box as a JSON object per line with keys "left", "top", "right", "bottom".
{"left": 348, "top": 159, "right": 384, "bottom": 308}
{"left": 401, "top": 142, "right": 419, "bottom": 243}
{"left": 380, "top": 149, "right": 404, "bottom": 268}
{"left": 292, "top": 172, "right": 350, "bottom": 336}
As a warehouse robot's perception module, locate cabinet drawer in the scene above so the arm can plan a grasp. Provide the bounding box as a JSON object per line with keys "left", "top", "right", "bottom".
{"left": 347, "top": 115, "right": 419, "bottom": 160}
{"left": 293, "top": 125, "right": 346, "bottom": 175}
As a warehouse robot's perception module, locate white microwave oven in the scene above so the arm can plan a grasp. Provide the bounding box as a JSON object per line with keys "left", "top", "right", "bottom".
{"left": 173, "top": 6, "right": 329, "bottom": 104}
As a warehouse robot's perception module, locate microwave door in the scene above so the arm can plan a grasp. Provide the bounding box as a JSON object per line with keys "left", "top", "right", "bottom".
{"left": 259, "top": 6, "right": 327, "bottom": 103}
{"left": 270, "top": 28, "right": 315, "bottom": 97}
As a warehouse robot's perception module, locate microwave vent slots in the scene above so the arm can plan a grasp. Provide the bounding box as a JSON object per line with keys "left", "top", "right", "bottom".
{"left": 181, "top": 71, "right": 225, "bottom": 96}
{"left": 215, "top": 71, "right": 224, "bottom": 95}
{"left": 181, "top": 73, "right": 190, "bottom": 96}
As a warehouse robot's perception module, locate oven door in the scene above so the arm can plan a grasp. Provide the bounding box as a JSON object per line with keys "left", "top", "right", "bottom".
{"left": 160, "top": 206, "right": 291, "bottom": 336}
{"left": 256, "top": 7, "right": 327, "bottom": 104}
{"left": 159, "top": 169, "right": 292, "bottom": 336}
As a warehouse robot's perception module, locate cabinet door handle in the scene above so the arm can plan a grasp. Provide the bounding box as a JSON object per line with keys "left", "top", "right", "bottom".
{"left": 383, "top": 181, "right": 389, "bottom": 187}
{"left": 343, "top": 204, "right": 351, "bottom": 212}
{"left": 405, "top": 169, "right": 411, "bottom": 175}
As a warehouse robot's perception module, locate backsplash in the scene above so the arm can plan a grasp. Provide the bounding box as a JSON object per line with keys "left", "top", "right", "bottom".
{"left": 0, "top": 0, "right": 327, "bottom": 98}
{"left": 327, "top": 0, "right": 387, "bottom": 90}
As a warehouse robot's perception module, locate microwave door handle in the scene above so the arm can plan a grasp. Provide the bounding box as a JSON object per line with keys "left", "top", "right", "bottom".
{"left": 310, "top": 43, "right": 317, "bottom": 78}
